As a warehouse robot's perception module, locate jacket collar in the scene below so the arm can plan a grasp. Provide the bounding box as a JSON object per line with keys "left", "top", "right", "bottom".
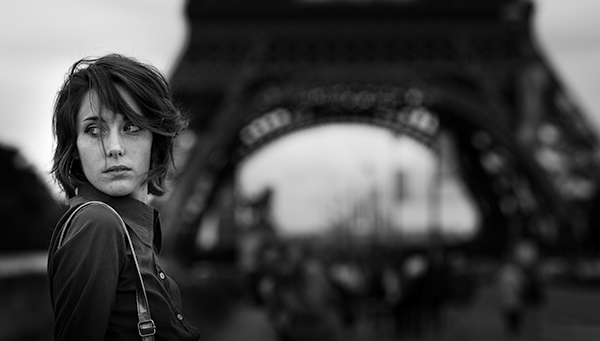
{"left": 69, "top": 184, "right": 162, "bottom": 253}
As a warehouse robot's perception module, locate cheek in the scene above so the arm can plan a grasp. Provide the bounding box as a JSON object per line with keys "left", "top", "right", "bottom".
{"left": 143, "top": 148, "right": 152, "bottom": 169}
{"left": 76, "top": 137, "right": 102, "bottom": 170}
{"left": 140, "top": 137, "right": 153, "bottom": 169}
{"left": 75, "top": 138, "right": 88, "bottom": 165}
{"left": 76, "top": 139, "right": 88, "bottom": 159}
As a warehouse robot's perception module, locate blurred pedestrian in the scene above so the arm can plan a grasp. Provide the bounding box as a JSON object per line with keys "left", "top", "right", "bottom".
{"left": 499, "top": 257, "right": 524, "bottom": 336}
{"left": 444, "top": 252, "right": 478, "bottom": 338}
{"left": 517, "top": 240, "right": 546, "bottom": 338}
{"left": 499, "top": 240, "right": 545, "bottom": 338}
{"left": 47, "top": 54, "right": 201, "bottom": 340}
{"left": 394, "top": 254, "right": 428, "bottom": 337}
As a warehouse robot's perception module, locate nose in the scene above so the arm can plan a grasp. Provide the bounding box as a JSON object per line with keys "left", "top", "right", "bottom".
{"left": 104, "top": 131, "right": 124, "bottom": 158}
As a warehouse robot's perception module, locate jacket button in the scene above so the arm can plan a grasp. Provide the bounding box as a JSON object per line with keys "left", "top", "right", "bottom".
{"left": 159, "top": 272, "right": 166, "bottom": 280}
{"left": 177, "top": 313, "right": 184, "bottom": 321}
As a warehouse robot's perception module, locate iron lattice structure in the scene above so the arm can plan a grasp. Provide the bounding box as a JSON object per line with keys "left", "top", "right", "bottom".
{"left": 156, "top": 0, "right": 600, "bottom": 260}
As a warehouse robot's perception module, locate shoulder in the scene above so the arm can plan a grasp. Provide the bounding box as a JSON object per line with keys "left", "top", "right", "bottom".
{"left": 64, "top": 201, "right": 125, "bottom": 242}
{"left": 73, "top": 201, "right": 120, "bottom": 222}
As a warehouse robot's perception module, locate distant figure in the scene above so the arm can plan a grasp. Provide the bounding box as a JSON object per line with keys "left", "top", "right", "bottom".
{"left": 499, "top": 240, "right": 545, "bottom": 338}
{"left": 394, "top": 254, "right": 428, "bottom": 337}
{"left": 329, "top": 259, "right": 364, "bottom": 328}
{"left": 499, "top": 259, "right": 525, "bottom": 336}
{"left": 421, "top": 251, "right": 449, "bottom": 335}
{"left": 444, "top": 252, "right": 478, "bottom": 337}
{"left": 517, "top": 240, "right": 546, "bottom": 337}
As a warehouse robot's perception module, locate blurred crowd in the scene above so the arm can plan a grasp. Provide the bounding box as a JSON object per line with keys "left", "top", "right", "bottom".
{"left": 242, "top": 242, "right": 481, "bottom": 341}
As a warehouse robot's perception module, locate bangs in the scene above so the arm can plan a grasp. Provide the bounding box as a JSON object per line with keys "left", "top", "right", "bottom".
{"left": 88, "top": 77, "right": 150, "bottom": 128}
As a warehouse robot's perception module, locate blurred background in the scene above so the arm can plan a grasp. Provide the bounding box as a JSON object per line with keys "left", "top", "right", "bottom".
{"left": 1, "top": 0, "right": 600, "bottom": 340}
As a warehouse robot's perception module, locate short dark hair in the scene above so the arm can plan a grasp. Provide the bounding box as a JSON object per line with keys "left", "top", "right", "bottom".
{"left": 51, "top": 54, "right": 188, "bottom": 199}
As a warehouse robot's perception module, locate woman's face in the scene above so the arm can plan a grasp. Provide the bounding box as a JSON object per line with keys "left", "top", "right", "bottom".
{"left": 75, "top": 88, "right": 153, "bottom": 203}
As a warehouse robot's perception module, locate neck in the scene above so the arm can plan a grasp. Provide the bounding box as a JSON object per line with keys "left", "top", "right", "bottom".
{"left": 130, "top": 184, "right": 149, "bottom": 204}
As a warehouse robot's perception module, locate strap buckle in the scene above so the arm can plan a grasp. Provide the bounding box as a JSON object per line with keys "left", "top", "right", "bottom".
{"left": 138, "top": 319, "right": 156, "bottom": 337}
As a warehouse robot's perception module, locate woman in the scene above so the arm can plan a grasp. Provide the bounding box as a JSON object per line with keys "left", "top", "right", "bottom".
{"left": 47, "top": 54, "right": 201, "bottom": 340}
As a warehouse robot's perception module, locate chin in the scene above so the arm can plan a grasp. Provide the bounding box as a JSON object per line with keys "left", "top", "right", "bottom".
{"left": 99, "top": 183, "right": 137, "bottom": 197}
{"left": 105, "top": 188, "right": 135, "bottom": 197}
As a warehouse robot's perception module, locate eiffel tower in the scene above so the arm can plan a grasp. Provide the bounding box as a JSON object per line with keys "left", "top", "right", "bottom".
{"left": 156, "top": 0, "right": 600, "bottom": 260}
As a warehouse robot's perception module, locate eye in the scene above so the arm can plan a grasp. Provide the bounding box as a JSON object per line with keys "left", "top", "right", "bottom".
{"left": 84, "top": 126, "right": 102, "bottom": 136}
{"left": 124, "top": 123, "right": 143, "bottom": 133}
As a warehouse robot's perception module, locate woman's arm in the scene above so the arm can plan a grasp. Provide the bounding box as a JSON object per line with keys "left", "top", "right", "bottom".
{"left": 51, "top": 206, "right": 127, "bottom": 340}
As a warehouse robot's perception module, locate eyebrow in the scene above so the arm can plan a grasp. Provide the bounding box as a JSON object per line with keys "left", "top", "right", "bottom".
{"left": 82, "top": 116, "right": 101, "bottom": 123}
{"left": 82, "top": 115, "right": 121, "bottom": 123}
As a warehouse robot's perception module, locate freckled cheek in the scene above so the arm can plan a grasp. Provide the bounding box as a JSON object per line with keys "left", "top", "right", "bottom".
{"left": 142, "top": 151, "right": 152, "bottom": 171}
{"left": 76, "top": 139, "right": 104, "bottom": 166}
{"left": 137, "top": 142, "right": 153, "bottom": 172}
{"left": 143, "top": 135, "right": 153, "bottom": 171}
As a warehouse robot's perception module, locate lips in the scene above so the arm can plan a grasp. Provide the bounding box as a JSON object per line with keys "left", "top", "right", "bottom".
{"left": 104, "top": 165, "right": 131, "bottom": 173}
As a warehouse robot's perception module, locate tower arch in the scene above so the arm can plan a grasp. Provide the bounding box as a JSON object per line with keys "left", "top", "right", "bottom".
{"left": 157, "top": 0, "right": 600, "bottom": 261}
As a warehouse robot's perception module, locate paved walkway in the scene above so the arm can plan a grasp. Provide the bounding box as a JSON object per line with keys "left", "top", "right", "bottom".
{"left": 200, "top": 284, "right": 600, "bottom": 341}
{"left": 2, "top": 269, "right": 600, "bottom": 341}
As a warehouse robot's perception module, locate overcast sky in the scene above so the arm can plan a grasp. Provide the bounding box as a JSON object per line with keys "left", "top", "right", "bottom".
{"left": 0, "top": 0, "right": 599, "bottom": 232}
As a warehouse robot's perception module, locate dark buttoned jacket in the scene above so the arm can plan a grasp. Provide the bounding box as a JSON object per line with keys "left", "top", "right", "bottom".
{"left": 47, "top": 184, "right": 201, "bottom": 340}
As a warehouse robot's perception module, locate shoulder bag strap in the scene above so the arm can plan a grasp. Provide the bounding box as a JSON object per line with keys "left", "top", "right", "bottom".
{"left": 56, "top": 200, "right": 156, "bottom": 340}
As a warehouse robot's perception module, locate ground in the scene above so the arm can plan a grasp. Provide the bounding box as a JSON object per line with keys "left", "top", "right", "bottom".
{"left": 2, "top": 273, "right": 600, "bottom": 341}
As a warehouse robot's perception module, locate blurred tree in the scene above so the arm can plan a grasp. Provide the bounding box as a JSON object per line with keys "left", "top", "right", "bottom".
{"left": 0, "top": 145, "right": 67, "bottom": 251}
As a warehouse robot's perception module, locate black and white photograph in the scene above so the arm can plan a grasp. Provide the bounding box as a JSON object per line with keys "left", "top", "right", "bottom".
{"left": 1, "top": 0, "right": 600, "bottom": 340}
